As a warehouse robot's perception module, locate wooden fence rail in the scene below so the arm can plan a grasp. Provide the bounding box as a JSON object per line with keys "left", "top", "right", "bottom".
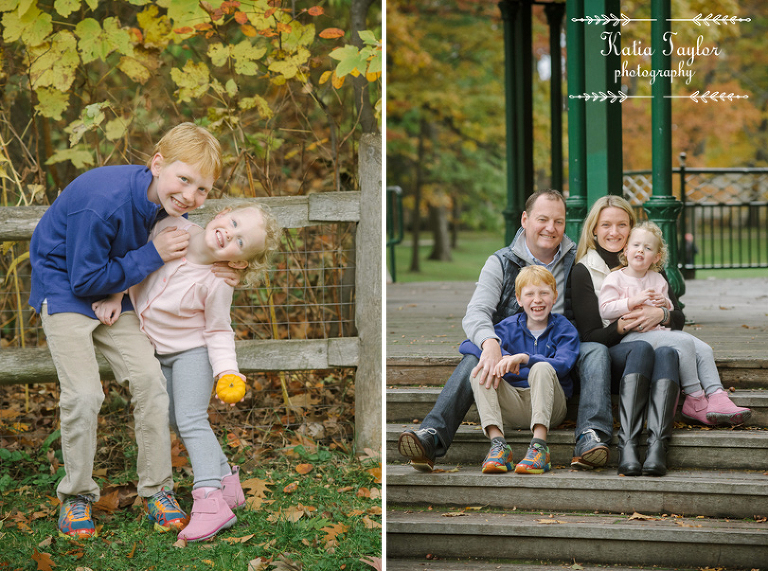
{"left": 0, "top": 133, "right": 382, "bottom": 451}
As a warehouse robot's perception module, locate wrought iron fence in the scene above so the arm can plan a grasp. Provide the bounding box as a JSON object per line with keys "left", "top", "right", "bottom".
{"left": 623, "top": 155, "right": 768, "bottom": 271}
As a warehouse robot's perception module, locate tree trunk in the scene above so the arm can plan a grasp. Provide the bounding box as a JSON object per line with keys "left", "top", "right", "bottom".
{"left": 451, "top": 191, "right": 460, "bottom": 249}
{"left": 409, "top": 117, "right": 428, "bottom": 273}
{"left": 428, "top": 204, "right": 452, "bottom": 261}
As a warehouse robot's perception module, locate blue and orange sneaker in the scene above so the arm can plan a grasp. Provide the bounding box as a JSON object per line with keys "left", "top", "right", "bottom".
{"left": 515, "top": 442, "right": 551, "bottom": 474}
{"left": 481, "top": 439, "right": 513, "bottom": 473}
{"left": 58, "top": 495, "right": 96, "bottom": 539}
{"left": 144, "top": 489, "right": 187, "bottom": 531}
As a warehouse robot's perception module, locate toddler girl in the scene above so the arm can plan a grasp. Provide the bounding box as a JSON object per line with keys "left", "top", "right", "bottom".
{"left": 93, "top": 203, "right": 281, "bottom": 541}
{"left": 598, "top": 222, "right": 750, "bottom": 426}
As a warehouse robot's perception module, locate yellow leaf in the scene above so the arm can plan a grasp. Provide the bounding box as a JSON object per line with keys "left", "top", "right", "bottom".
{"left": 366, "top": 465, "right": 381, "bottom": 483}
{"left": 105, "top": 117, "right": 129, "bottom": 142}
{"left": 320, "top": 522, "right": 348, "bottom": 546}
{"left": 34, "top": 87, "right": 69, "bottom": 120}
{"left": 170, "top": 60, "right": 210, "bottom": 102}
{"left": 241, "top": 477, "right": 272, "bottom": 498}
{"left": 137, "top": 4, "right": 172, "bottom": 49}
{"left": 331, "top": 71, "right": 344, "bottom": 89}
{"left": 54, "top": 0, "right": 79, "bottom": 19}
{"left": 28, "top": 31, "right": 79, "bottom": 92}
{"left": 319, "top": 70, "right": 332, "bottom": 85}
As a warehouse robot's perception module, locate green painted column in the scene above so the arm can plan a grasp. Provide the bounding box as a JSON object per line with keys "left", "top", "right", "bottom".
{"left": 565, "top": 0, "right": 587, "bottom": 242}
{"left": 499, "top": 0, "right": 522, "bottom": 245}
{"left": 545, "top": 2, "right": 566, "bottom": 193}
{"left": 584, "top": 0, "right": 622, "bottom": 208}
{"left": 644, "top": 0, "right": 685, "bottom": 300}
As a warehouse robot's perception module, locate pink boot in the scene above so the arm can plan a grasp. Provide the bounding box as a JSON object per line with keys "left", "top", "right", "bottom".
{"left": 681, "top": 393, "right": 713, "bottom": 425}
{"left": 221, "top": 466, "right": 245, "bottom": 510}
{"left": 178, "top": 488, "right": 236, "bottom": 542}
{"left": 705, "top": 390, "right": 752, "bottom": 425}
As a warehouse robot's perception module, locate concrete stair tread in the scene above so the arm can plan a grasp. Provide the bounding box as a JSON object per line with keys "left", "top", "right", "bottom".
{"left": 386, "top": 560, "right": 705, "bottom": 571}
{"left": 387, "top": 508, "right": 768, "bottom": 568}
{"left": 386, "top": 387, "right": 767, "bottom": 427}
{"left": 386, "top": 423, "right": 768, "bottom": 471}
{"left": 386, "top": 464, "right": 768, "bottom": 519}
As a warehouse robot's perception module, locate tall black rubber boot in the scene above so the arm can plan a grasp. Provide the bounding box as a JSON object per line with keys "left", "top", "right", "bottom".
{"left": 617, "top": 374, "right": 651, "bottom": 476}
{"left": 643, "top": 378, "right": 680, "bottom": 477}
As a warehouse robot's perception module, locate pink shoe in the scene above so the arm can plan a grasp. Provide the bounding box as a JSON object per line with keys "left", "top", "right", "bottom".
{"left": 221, "top": 466, "right": 245, "bottom": 510}
{"left": 705, "top": 390, "right": 752, "bottom": 425}
{"left": 178, "top": 489, "right": 236, "bottom": 542}
{"left": 681, "top": 393, "right": 713, "bottom": 425}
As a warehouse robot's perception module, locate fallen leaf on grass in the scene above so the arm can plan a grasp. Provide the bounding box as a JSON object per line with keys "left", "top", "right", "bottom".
{"left": 295, "top": 463, "right": 313, "bottom": 475}
{"left": 247, "top": 557, "right": 269, "bottom": 571}
{"left": 362, "top": 515, "right": 382, "bottom": 529}
{"left": 283, "top": 481, "right": 299, "bottom": 494}
{"left": 366, "top": 465, "right": 382, "bottom": 483}
{"left": 221, "top": 533, "right": 255, "bottom": 544}
{"left": 32, "top": 549, "right": 55, "bottom": 571}
{"left": 320, "top": 522, "right": 348, "bottom": 547}
{"left": 270, "top": 554, "right": 303, "bottom": 570}
{"left": 360, "top": 556, "right": 382, "bottom": 570}
{"left": 93, "top": 490, "right": 120, "bottom": 514}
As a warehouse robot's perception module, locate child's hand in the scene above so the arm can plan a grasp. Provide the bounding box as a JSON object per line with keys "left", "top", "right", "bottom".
{"left": 628, "top": 288, "right": 655, "bottom": 309}
{"left": 211, "top": 262, "right": 242, "bottom": 287}
{"left": 215, "top": 373, "right": 246, "bottom": 407}
{"left": 153, "top": 226, "right": 190, "bottom": 262}
{"left": 92, "top": 294, "right": 124, "bottom": 326}
{"left": 492, "top": 354, "right": 528, "bottom": 379}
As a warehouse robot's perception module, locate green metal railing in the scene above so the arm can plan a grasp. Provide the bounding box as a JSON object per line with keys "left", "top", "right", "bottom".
{"left": 386, "top": 186, "right": 404, "bottom": 282}
{"left": 623, "top": 158, "right": 768, "bottom": 272}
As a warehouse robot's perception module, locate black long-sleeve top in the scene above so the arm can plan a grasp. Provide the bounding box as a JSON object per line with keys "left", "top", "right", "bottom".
{"left": 570, "top": 244, "right": 685, "bottom": 347}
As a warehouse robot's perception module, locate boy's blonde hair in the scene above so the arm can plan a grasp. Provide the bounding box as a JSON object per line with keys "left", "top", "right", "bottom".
{"left": 619, "top": 221, "right": 667, "bottom": 272}
{"left": 224, "top": 203, "right": 282, "bottom": 288}
{"left": 148, "top": 123, "right": 223, "bottom": 180}
{"left": 576, "top": 195, "right": 636, "bottom": 263}
{"left": 514, "top": 265, "right": 557, "bottom": 298}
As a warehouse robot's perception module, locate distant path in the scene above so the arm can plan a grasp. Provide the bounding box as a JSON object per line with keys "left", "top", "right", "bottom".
{"left": 387, "top": 277, "right": 768, "bottom": 360}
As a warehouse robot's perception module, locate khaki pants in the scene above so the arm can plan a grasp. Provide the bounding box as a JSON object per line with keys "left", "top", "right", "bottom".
{"left": 470, "top": 362, "right": 568, "bottom": 438}
{"left": 42, "top": 306, "right": 173, "bottom": 501}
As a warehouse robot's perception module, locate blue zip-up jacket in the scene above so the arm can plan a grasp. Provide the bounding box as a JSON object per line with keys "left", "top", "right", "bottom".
{"left": 29, "top": 165, "right": 165, "bottom": 319}
{"left": 459, "top": 312, "right": 580, "bottom": 398}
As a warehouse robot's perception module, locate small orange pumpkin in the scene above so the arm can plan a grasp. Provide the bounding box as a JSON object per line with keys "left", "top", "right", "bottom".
{"left": 216, "top": 374, "right": 246, "bottom": 403}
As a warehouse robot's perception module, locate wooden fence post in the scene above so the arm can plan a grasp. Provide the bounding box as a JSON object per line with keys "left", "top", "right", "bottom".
{"left": 354, "top": 132, "right": 382, "bottom": 453}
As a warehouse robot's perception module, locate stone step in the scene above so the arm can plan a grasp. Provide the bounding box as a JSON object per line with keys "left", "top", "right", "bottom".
{"left": 386, "top": 356, "right": 768, "bottom": 389}
{"left": 386, "top": 387, "right": 768, "bottom": 428}
{"left": 386, "top": 464, "right": 768, "bottom": 520}
{"left": 386, "top": 423, "right": 768, "bottom": 470}
{"left": 386, "top": 560, "right": 706, "bottom": 571}
{"left": 386, "top": 509, "right": 768, "bottom": 569}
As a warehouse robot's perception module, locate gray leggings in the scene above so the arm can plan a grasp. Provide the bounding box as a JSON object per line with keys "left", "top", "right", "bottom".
{"left": 157, "top": 347, "right": 231, "bottom": 489}
{"left": 622, "top": 330, "right": 723, "bottom": 395}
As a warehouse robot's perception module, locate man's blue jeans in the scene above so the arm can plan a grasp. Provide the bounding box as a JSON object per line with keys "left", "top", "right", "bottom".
{"left": 419, "top": 354, "right": 478, "bottom": 458}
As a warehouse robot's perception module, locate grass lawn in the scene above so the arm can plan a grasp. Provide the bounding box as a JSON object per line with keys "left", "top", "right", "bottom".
{"left": 388, "top": 232, "right": 768, "bottom": 283}
{"left": 0, "top": 442, "right": 381, "bottom": 571}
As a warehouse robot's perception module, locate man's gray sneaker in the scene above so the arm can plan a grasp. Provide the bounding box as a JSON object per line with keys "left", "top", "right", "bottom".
{"left": 398, "top": 428, "right": 438, "bottom": 472}
{"left": 571, "top": 428, "right": 609, "bottom": 469}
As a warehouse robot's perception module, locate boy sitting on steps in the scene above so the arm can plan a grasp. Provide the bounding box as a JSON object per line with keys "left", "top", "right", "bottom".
{"left": 460, "top": 266, "right": 580, "bottom": 474}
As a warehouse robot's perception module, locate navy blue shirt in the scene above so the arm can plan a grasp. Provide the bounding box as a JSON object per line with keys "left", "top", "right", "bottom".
{"left": 29, "top": 165, "right": 165, "bottom": 319}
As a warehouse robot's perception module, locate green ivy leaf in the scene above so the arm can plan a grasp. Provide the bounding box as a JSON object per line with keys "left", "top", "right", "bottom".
{"left": 75, "top": 18, "right": 110, "bottom": 63}
{"left": 29, "top": 31, "right": 79, "bottom": 92}
{"left": 34, "top": 87, "right": 70, "bottom": 120}
{"left": 268, "top": 47, "right": 309, "bottom": 80}
{"left": 225, "top": 78, "right": 238, "bottom": 97}
{"left": 358, "top": 30, "right": 377, "bottom": 45}
{"left": 233, "top": 40, "right": 267, "bottom": 76}
{"left": 84, "top": 0, "right": 98, "bottom": 9}
{"left": 46, "top": 147, "right": 95, "bottom": 169}
{"left": 207, "top": 43, "right": 229, "bottom": 68}
{"left": 171, "top": 59, "right": 209, "bottom": 102}
{"left": 103, "top": 17, "right": 134, "bottom": 57}
{"left": 54, "top": 0, "right": 80, "bottom": 18}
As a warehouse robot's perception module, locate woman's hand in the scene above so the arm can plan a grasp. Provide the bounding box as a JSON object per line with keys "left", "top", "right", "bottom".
{"left": 620, "top": 305, "right": 665, "bottom": 333}
{"left": 211, "top": 262, "right": 241, "bottom": 287}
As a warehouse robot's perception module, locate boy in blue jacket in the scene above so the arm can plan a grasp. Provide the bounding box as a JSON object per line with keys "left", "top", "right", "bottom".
{"left": 461, "top": 266, "right": 579, "bottom": 474}
{"left": 29, "top": 123, "right": 222, "bottom": 539}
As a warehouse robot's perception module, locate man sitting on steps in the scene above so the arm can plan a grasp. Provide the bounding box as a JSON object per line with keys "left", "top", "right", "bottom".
{"left": 398, "top": 189, "right": 612, "bottom": 471}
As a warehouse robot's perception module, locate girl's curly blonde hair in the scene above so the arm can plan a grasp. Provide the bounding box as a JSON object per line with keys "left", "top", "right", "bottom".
{"left": 618, "top": 221, "right": 667, "bottom": 273}
{"left": 217, "top": 202, "right": 282, "bottom": 287}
